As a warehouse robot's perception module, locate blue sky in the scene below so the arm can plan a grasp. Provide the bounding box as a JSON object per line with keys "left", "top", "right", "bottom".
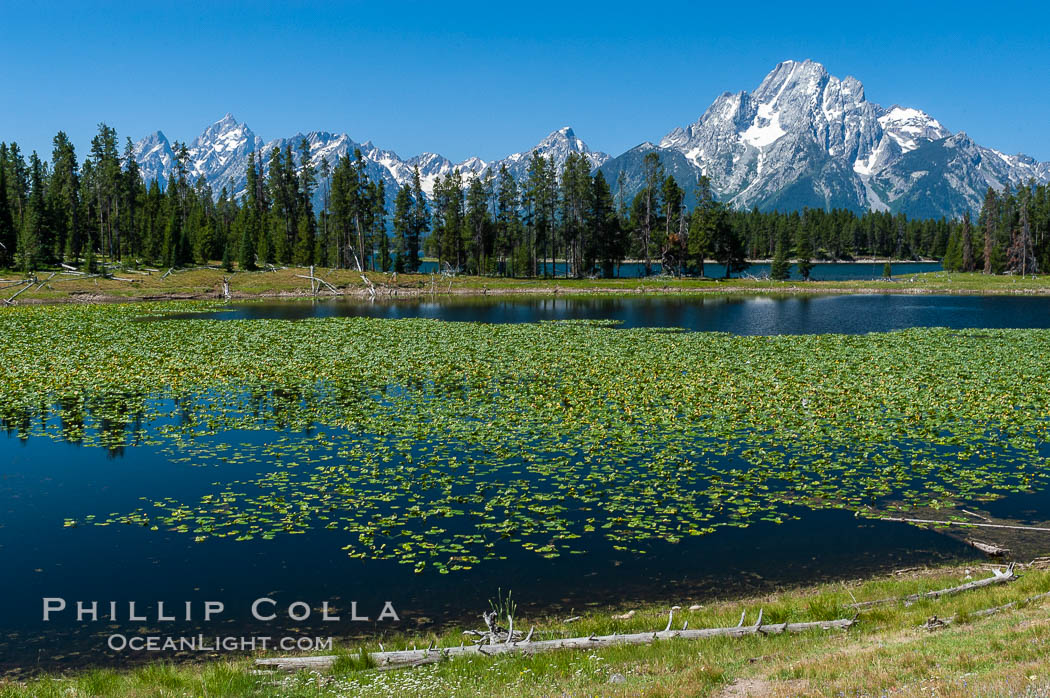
{"left": 3, "top": 1, "right": 1049, "bottom": 163}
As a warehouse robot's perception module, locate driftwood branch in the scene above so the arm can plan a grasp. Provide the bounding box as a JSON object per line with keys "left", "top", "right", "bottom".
{"left": 360, "top": 274, "right": 377, "bottom": 299}
{"left": 968, "top": 539, "right": 1010, "bottom": 557}
{"left": 35, "top": 271, "right": 58, "bottom": 290}
{"left": 881, "top": 516, "right": 1050, "bottom": 533}
{"left": 255, "top": 611, "right": 856, "bottom": 672}
{"left": 922, "top": 589, "right": 1050, "bottom": 631}
{"left": 848, "top": 564, "right": 1017, "bottom": 610}
{"left": 2, "top": 282, "right": 33, "bottom": 304}
{"left": 294, "top": 273, "right": 340, "bottom": 295}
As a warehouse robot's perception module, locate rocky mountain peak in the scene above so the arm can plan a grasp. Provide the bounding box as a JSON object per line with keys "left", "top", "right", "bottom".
{"left": 134, "top": 61, "right": 1050, "bottom": 220}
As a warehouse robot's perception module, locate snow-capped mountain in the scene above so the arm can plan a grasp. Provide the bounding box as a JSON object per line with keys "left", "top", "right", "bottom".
{"left": 648, "top": 59, "right": 1050, "bottom": 216}
{"left": 185, "top": 113, "right": 265, "bottom": 194}
{"left": 257, "top": 131, "right": 404, "bottom": 207}
{"left": 131, "top": 131, "right": 175, "bottom": 186}
{"left": 133, "top": 114, "right": 265, "bottom": 197}
{"left": 133, "top": 62, "right": 1049, "bottom": 219}
{"left": 132, "top": 118, "right": 604, "bottom": 211}
{"left": 480, "top": 126, "right": 609, "bottom": 183}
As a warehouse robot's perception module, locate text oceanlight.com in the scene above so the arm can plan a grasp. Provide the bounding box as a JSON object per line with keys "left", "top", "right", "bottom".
{"left": 106, "top": 635, "right": 334, "bottom": 652}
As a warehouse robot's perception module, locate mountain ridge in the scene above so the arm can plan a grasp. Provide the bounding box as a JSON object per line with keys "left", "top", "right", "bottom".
{"left": 133, "top": 60, "right": 1050, "bottom": 218}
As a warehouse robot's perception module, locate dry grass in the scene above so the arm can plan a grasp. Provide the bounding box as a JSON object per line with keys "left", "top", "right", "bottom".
{"left": 3, "top": 563, "right": 1050, "bottom": 696}
{"left": 4, "top": 265, "right": 1050, "bottom": 306}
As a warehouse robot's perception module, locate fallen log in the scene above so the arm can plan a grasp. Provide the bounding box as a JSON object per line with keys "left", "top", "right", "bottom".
{"left": 34, "top": 271, "right": 58, "bottom": 290}
{"left": 848, "top": 564, "right": 1017, "bottom": 610}
{"left": 2, "top": 282, "right": 34, "bottom": 304}
{"left": 255, "top": 609, "right": 856, "bottom": 672}
{"left": 968, "top": 539, "right": 1010, "bottom": 557}
{"left": 294, "top": 274, "right": 340, "bottom": 295}
{"left": 360, "top": 274, "right": 377, "bottom": 298}
{"left": 921, "top": 589, "right": 1050, "bottom": 631}
{"left": 881, "top": 516, "right": 1050, "bottom": 533}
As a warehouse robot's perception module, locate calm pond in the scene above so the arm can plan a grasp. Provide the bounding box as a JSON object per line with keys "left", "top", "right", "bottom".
{"left": 172, "top": 294, "right": 1050, "bottom": 335}
{"left": 3, "top": 290, "right": 1047, "bottom": 672}
{"left": 418, "top": 261, "right": 943, "bottom": 279}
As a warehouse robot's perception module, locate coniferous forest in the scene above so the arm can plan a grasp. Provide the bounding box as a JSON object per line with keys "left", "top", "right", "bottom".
{"left": 2, "top": 125, "right": 1049, "bottom": 278}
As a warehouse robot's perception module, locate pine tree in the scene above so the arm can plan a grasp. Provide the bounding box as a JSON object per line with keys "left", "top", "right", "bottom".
{"left": 560, "top": 153, "right": 591, "bottom": 277}
{"left": 982, "top": 187, "right": 997, "bottom": 274}
{"left": 433, "top": 170, "right": 464, "bottom": 271}
{"left": 84, "top": 238, "right": 97, "bottom": 274}
{"left": 687, "top": 176, "right": 715, "bottom": 277}
{"left": 1007, "top": 194, "right": 1038, "bottom": 276}
{"left": 371, "top": 178, "right": 386, "bottom": 271}
{"left": 317, "top": 157, "right": 331, "bottom": 267}
{"left": 942, "top": 226, "right": 962, "bottom": 271}
{"left": 494, "top": 165, "right": 520, "bottom": 275}
{"left": 3, "top": 143, "right": 28, "bottom": 243}
{"left": 0, "top": 164, "right": 15, "bottom": 269}
{"left": 237, "top": 207, "right": 256, "bottom": 271}
{"left": 293, "top": 137, "right": 317, "bottom": 267}
{"left": 177, "top": 226, "right": 192, "bottom": 267}
{"left": 523, "top": 153, "right": 548, "bottom": 277}
{"left": 222, "top": 235, "right": 233, "bottom": 272}
{"left": 637, "top": 152, "right": 663, "bottom": 276}
{"left": 795, "top": 222, "right": 814, "bottom": 280}
{"left": 21, "top": 152, "right": 47, "bottom": 269}
{"left": 465, "top": 176, "right": 490, "bottom": 274}
{"left": 708, "top": 203, "right": 747, "bottom": 278}
{"left": 660, "top": 175, "right": 685, "bottom": 275}
{"left": 961, "top": 211, "right": 974, "bottom": 272}
{"left": 50, "top": 132, "right": 81, "bottom": 261}
{"left": 587, "top": 171, "right": 622, "bottom": 278}
{"left": 392, "top": 184, "right": 412, "bottom": 273}
{"left": 293, "top": 213, "right": 314, "bottom": 266}
{"left": 408, "top": 167, "right": 427, "bottom": 273}
{"left": 770, "top": 233, "right": 790, "bottom": 280}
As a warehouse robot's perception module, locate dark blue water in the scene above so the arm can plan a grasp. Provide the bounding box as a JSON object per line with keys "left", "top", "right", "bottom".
{"left": 170, "top": 295, "right": 1050, "bottom": 335}
{"left": 0, "top": 426, "right": 971, "bottom": 672}
{"left": 417, "top": 260, "right": 942, "bottom": 280}
{"left": 6, "top": 289, "right": 1038, "bottom": 673}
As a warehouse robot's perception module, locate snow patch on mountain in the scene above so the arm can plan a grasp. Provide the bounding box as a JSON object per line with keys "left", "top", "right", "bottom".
{"left": 741, "top": 103, "right": 786, "bottom": 148}
{"left": 133, "top": 61, "right": 1050, "bottom": 220}
{"left": 657, "top": 59, "right": 1049, "bottom": 216}
{"left": 133, "top": 119, "right": 605, "bottom": 210}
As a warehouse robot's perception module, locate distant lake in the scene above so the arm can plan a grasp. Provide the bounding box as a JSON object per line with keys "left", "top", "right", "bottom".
{"left": 417, "top": 260, "right": 943, "bottom": 280}
{"left": 169, "top": 294, "right": 1050, "bottom": 336}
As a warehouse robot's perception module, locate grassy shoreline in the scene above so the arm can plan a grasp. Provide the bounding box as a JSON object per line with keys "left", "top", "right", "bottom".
{"left": 3, "top": 561, "right": 1050, "bottom": 696}
{"left": 4, "top": 284, "right": 1050, "bottom": 695}
{"left": 3, "top": 267, "right": 1050, "bottom": 305}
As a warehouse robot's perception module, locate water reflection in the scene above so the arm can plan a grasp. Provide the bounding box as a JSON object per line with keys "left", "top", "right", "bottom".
{"left": 168, "top": 294, "right": 1050, "bottom": 335}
